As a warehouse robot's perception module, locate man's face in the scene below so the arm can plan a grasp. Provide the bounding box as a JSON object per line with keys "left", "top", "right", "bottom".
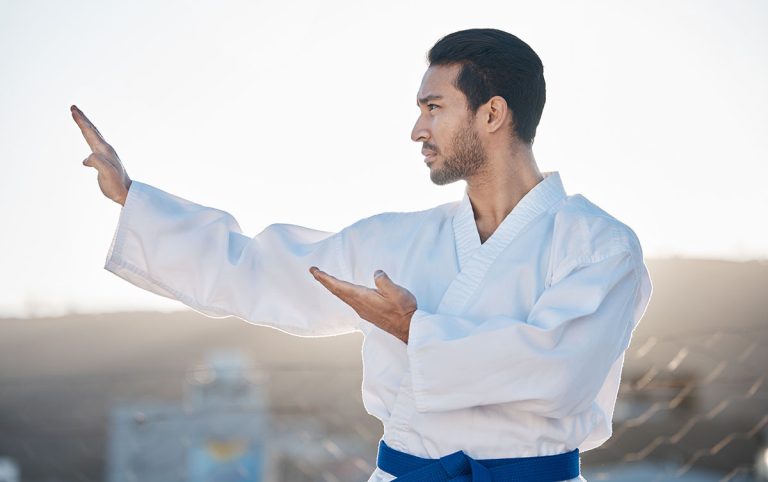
{"left": 411, "top": 64, "right": 487, "bottom": 185}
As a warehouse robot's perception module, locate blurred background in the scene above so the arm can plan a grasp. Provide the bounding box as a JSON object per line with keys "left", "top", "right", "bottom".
{"left": 1, "top": 0, "right": 766, "bottom": 480}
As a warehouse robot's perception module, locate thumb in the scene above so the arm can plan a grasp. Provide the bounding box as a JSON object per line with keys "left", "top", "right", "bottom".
{"left": 374, "top": 270, "right": 395, "bottom": 292}
{"left": 82, "top": 152, "right": 104, "bottom": 169}
{"left": 83, "top": 152, "right": 119, "bottom": 178}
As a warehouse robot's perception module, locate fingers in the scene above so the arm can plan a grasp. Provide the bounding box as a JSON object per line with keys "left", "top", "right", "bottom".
{"left": 309, "top": 266, "right": 368, "bottom": 300}
{"left": 71, "top": 104, "right": 110, "bottom": 153}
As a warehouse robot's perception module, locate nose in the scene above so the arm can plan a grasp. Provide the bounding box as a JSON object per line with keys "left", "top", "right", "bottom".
{"left": 410, "top": 114, "right": 429, "bottom": 143}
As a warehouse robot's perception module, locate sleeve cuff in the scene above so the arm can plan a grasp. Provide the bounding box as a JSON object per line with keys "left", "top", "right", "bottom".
{"left": 104, "top": 180, "right": 146, "bottom": 271}
{"left": 407, "top": 309, "right": 434, "bottom": 348}
{"left": 407, "top": 309, "right": 438, "bottom": 412}
{"left": 102, "top": 180, "right": 182, "bottom": 301}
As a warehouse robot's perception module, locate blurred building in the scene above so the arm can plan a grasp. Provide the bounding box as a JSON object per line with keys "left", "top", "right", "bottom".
{"left": 107, "top": 351, "right": 273, "bottom": 482}
{"left": 106, "top": 350, "right": 376, "bottom": 482}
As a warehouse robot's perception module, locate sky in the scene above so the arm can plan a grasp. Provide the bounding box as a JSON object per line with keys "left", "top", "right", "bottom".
{"left": 1, "top": 0, "right": 767, "bottom": 318}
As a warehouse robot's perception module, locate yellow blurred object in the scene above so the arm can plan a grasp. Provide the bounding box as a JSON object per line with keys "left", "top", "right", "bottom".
{"left": 205, "top": 439, "right": 248, "bottom": 461}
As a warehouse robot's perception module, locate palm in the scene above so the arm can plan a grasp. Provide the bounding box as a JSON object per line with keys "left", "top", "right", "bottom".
{"left": 310, "top": 267, "right": 417, "bottom": 343}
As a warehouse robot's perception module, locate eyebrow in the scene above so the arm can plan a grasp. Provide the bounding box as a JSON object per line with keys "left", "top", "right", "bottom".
{"left": 417, "top": 94, "right": 443, "bottom": 106}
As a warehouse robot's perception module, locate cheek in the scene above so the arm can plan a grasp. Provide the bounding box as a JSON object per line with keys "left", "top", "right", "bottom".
{"left": 435, "top": 122, "right": 461, "bottom": 148}
{"left": 431, "top": 119, "right": 454, "bottom": 143}
{"left": 439, "top": 114, "right": 465, "bottom": 133}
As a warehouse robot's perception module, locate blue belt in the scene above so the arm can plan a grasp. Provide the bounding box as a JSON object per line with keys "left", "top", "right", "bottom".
{"left": 376, "top": 440, "right": 580, "bottom": 482}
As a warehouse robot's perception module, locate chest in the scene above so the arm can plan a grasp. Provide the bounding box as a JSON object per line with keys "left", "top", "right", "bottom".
{"left": 356, "top": 216, "right": 557, "bottom": 414}
{"left": 361, "top": 215, "right": 556, "bottom": 323}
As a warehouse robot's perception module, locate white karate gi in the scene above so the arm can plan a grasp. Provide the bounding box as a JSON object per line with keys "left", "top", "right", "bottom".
{"left": 104, "top": 171, "right": 652, "bottom": 482}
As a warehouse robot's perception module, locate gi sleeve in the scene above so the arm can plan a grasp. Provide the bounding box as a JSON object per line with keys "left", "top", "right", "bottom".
{"left": 406, "top": 247, "right": 653, "bottom": 417}
{"left": 104, "top": 180, "right": 361, "bottom": 337}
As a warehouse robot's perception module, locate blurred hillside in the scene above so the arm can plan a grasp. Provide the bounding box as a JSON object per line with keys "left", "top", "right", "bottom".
{"left": 0, "top": 257, "right": 766, "bottom": 481}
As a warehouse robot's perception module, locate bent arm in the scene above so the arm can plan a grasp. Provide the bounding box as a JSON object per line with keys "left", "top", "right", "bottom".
{"left": 104, "top": 180, "right": 361, "bottom": 337}
{"left": 406, "top": 248, "right": 653, "bottom": 417}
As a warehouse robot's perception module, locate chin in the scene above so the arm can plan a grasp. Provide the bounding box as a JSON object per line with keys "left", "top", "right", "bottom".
{"left": 430, "top": 170, "right": 460, "bottom": 186}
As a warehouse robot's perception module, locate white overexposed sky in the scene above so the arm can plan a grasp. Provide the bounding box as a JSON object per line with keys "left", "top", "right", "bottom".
{"left": 1, "top": 0, "right": 766, "bottom": 318}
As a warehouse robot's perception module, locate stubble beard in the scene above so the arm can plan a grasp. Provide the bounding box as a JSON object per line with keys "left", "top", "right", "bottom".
{"left": 430, "top": 122, "right": 488, "bottom": 186}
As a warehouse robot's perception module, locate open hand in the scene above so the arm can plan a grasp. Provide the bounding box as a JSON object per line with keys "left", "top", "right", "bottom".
{"left": 310, "top": 267, "right": 417, "bottom": 344}
{"left": 71, "top": 105, "right": 132, "bottom": 205}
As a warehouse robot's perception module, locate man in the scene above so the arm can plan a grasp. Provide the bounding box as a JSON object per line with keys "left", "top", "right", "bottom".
{"left": 73, "top": 28, "right": 652, "bottom": 482}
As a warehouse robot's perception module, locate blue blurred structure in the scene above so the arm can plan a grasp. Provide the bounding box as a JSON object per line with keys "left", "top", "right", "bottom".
{"left": 107, "top": 351, "right": 272, "bottom": 482}
{"left": 0, "top": 458, "right": 20, "bottom": 482}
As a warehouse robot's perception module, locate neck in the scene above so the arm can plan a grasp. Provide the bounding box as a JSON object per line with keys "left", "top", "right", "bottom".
{"left": 465, "top": 142, "right": 543, "bottom": 243}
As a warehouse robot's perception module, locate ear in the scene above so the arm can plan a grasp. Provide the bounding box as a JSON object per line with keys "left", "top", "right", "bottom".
{"left": 480, "top": 95, "right": 513, "bottom": 135}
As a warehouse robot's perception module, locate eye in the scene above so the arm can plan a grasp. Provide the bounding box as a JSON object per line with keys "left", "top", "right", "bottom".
{"left": 427, "top": 104, "right": 439, "bottom": 111}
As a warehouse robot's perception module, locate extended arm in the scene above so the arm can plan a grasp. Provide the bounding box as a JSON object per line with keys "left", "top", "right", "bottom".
{"left": 104, "top": 180, "right": 362, "bottom": 337}
{"left": 73, "top": 105, "right": 360, "bottom": 336}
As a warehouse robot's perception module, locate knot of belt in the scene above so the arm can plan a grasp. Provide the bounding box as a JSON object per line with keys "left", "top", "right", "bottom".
{"left": 376, "top": 439, "right": 580, "bottom": 482}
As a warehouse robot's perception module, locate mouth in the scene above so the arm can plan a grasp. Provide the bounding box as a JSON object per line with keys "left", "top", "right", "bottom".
{"left": 422, "top": 150, "right": 437, "bottom": 165}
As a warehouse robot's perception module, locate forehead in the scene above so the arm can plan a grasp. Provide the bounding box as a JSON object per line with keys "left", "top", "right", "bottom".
{"left": 416, "top": 64, "right": 465, "bottom": 102}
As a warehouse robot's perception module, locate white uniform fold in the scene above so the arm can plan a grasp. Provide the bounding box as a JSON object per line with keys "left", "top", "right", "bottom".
{"left": 408, "top": 249, "right": 641, "bottom": 417}
{"left": 105, "top": 181, "right": 361, "bottom": 337}
{"left": 103, "top": 171, "right": 653, "bottom": 482}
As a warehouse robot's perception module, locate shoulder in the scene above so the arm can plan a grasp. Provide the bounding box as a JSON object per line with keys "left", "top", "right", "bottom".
{"left": 549, "top": 194, "right": 644, "bottom": 277}
{"left": 334, "top": 200, "right": 459, "bottom": 283}
{"left": 340, "top": 199, "right": 459, "bottom": 239}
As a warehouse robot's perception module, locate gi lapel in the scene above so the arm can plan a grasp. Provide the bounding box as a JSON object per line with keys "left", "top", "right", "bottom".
{"left": 437, "top": 171, "right": 568, "bottom": 316}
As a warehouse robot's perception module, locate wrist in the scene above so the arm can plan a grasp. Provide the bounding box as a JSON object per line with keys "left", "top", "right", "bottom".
{"left": 118, "top": 179, "right": 133, "bottom": 206}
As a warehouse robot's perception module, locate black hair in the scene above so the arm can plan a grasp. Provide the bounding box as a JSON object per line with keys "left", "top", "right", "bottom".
{"left": 428, "top": 28, "right": 546, "bottom": 144}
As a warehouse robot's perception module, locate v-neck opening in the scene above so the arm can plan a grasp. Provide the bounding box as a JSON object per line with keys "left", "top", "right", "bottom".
{"left": 452, "top": 171, "right": 567, "bottom": 272}
{"left": 441, "top": 171, "right": 567, "bottom": 316}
